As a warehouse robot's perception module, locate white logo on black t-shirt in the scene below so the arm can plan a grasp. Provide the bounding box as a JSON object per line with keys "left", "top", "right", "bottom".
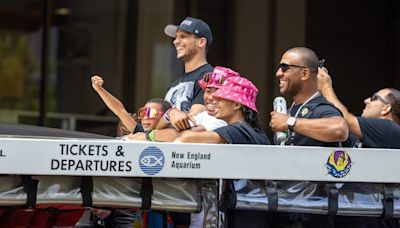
{"left": 165, "top": 81, "right": 194, "bottom": 112}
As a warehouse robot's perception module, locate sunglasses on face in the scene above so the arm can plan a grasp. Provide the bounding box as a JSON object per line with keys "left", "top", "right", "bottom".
{"left": 137, "top": 107, "right": 164, "bottom": 119}
{"left": 278, "top": 63, "right": 308, "bottom": 73}
{"left": 202, "top": 72, "right": 226, "bottom": 85}
{"left": 370, "top": 94, "right": 390, "bottom": 104}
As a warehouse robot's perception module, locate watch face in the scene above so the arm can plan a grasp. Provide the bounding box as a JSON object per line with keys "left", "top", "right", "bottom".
{"left": 287, "top": 117, "right": 296, "bottom": 126}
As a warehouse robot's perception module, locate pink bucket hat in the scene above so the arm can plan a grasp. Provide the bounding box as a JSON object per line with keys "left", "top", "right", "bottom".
{"left": 212, "top": 76, "right": 259, "bottom": 112}
{"left": 198, "top": 66, "right": 240, "bottom": 90}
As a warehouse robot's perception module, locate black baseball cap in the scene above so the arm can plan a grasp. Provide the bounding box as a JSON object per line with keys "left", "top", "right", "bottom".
{"left": 164, "top": 17, "right": 213, "bottom": 46}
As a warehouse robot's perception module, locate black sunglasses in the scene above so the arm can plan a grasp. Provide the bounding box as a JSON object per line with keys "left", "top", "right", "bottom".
{"left": 278, "top": 63, "right": 308, "bottom": 72}
{"left": 370, "top": 93, "right": 390, "bottom": 104}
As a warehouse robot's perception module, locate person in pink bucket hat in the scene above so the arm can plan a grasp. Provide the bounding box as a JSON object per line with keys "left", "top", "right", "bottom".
{"left": 179, "top": 75, "right": 269, "bottom": 143}
{"left": 179, "top": 75, "right": 271, "bottom": 227}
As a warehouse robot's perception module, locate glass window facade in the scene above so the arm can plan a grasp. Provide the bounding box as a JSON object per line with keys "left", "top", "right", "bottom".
{"left": 0, "top": 0, "right": 399, "bottom": 137}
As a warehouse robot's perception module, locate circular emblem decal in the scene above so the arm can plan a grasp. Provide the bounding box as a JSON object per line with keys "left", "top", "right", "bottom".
{"left": 139, "top": 146, "right": 165, "bottom": 175}
{"left": 300, "top": 108, "right": 309, "bottom": 116}
{"left": 326, "top": 150, "right": 352, "bottom": 178}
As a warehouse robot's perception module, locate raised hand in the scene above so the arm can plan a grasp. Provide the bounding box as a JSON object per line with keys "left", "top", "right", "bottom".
{"left": 91, "top": 75, "right": 104, "bottom": 92}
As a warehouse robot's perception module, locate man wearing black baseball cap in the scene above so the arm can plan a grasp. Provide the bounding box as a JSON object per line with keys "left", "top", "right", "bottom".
{"left": 160, "top": 16, "right": 214, "bottom": 228}
{"left": 161, "top": 17, "right": 214, "bottom": 131}
{"left": 164, "top": 17, "right": 213, "bottom": 47}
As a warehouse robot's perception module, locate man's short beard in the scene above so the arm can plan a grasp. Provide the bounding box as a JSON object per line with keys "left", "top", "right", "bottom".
{"left": 287, "top": 82, "right": 304, "bottom": 98}
{"left": 180, "top": 48, "right": 196, "bottom": 62}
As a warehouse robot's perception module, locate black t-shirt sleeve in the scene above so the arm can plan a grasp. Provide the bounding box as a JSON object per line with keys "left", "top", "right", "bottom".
{"left": 312, "top": 104, "right": 343, "bottom": 118}
{"left": 191, "top": 81, "right": 204, "bottom": 105}
{"left": 191, "top": 64, "right": 213, "bottom": 105}
{"left": 341, "top": 133, "right": 362, "bottom": 148}
{"left": 191, "top": 65, "right": 212, "bottom": 105}
{"left": 357, "top": 117, "right": 400, "bottom": 148}
{"left": 213, "top": 123, "right": 270, "bottom": 144}
{"left": 214, "top": 125, "right": 246, "bottom": 144}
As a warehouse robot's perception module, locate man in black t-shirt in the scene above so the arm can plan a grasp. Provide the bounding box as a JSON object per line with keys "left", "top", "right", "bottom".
{"left": 160, "top": 17, "right": 214, "bottom": 131}
{"left": 318, "top": 68, "right": 400, "bottom": 149}
{"left": 269, "top": 47, "right": 349, "bottom": 228}
{"left": 270, "top": 47, "right": 348, "bottom": 147}
{"left": 318, "top": 65, "right": 400, "bottom": 228}
{"left": 158, "top": 16, "right": 214, "bottom": 227}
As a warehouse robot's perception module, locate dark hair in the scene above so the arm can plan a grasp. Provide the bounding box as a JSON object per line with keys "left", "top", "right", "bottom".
{"left": 116, "top": 98, "right": 171, "bottom": 137}
{"left": 145, "top": 98, "right": 172, "bottom": 112}
{"left": 287, "top": 47, "right": 319, "bottom": 74}
{"left": 385, "top": 88, "right": 400, "bottom": 124}
{"left": 241, "top": 106, "right": 261, "bottom": 130}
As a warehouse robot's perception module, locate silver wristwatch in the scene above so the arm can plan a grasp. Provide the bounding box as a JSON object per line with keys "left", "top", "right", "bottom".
{"left": 287, "top": 117, "right": 297, "bottom": 131}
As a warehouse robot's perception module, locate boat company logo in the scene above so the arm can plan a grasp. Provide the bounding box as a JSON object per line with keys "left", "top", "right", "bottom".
{"left": 326, "top": 150, "right": 352, "bottom": 178}
{"left": 139, "top": 146, "right": 165, "bottom": 175}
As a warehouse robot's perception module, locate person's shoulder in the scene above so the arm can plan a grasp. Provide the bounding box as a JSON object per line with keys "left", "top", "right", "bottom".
{"left": 254, "top": 128, "right": 270, "bottom": 145}
{"left": 197, "top": 63, "right": 213, "bottom": 72}
{"left": 231, "top": 122, "right": 270, "bottom": 145}
{"left": 357, "top": 117, "right": 400, "bottom": 129}
{"left": 187, "top": 64, "right": 213, "bottom": 77}
{"left": 169, "top": 73, "right": 186, "bottom": 85}
{"left": 357, "top": 117, "right": 400, "bottom": 138}
{"left": 357, "top": 116, "right": 386, "bottom": 124}
{"left": 308, "top": 95, "right": 343, "bottom": 116}
{"left": 310, "top": 95, "right": 335, "bottom": 108}
{"left": 213, "top": 122, "right": 243, "bottom": 135}
{"left": 357, "top": 117, "right": 400, "bottom": 148}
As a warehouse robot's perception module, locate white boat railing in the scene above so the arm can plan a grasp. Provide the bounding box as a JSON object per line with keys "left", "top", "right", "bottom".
{"left": 0, "top": 137, "right": 399, "bottom": 227}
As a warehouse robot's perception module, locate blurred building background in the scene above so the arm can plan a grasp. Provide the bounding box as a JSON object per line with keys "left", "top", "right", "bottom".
{"left": 0, "top": 0, "right": 399, "bottom": 138}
